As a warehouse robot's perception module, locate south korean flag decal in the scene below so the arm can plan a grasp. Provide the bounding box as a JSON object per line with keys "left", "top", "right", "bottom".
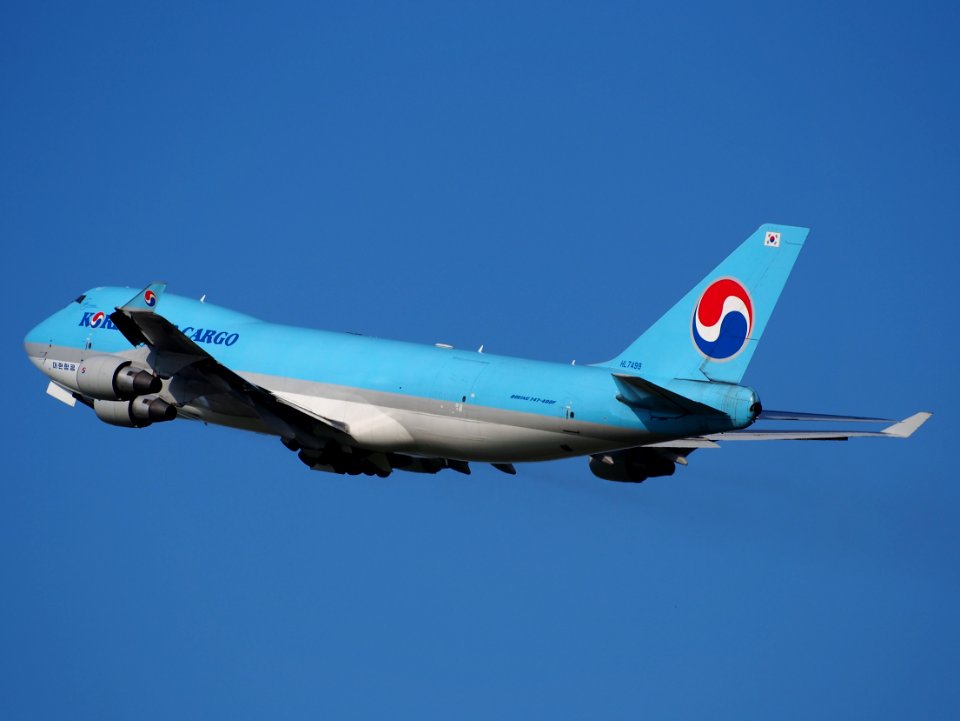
{"left": 764, "top": 231, "right": 781, "bottom": 247}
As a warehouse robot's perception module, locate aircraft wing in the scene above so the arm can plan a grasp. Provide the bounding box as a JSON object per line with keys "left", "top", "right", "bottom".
{"left": 109, "top": 283, "right": 352, "bottom": 449}
{"left": 648, "top": 412, "right": 932, "bottom": 449}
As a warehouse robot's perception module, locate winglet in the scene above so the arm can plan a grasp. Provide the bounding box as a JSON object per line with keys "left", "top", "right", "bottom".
{"left": 119, "top": 282, "right": 167, "bottom": 312}
{"left": 882, "top": 412, "right": 933, "bottom": 438}
{"left": 110, "top": 282, "right": 169, "bottom": 348}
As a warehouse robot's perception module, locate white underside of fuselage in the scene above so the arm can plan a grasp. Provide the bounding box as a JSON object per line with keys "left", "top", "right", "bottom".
{"left": 182, "top": 388, "right": 649, "bottom": 463}
{"left": 26, "top": 347, "right": 652, "bottom": 464}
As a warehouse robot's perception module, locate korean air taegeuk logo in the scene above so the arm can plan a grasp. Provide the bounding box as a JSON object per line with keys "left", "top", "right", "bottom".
{"left": 691, "top": 278, "right": 753, "bottom": 361}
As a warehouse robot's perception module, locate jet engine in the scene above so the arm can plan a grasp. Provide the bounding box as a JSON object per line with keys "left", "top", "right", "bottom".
{"left": 76, "top": 355, "right": 162, "bottom": 400}
{"left": 94, "top": 396, "right": 177, "bottom": 428}
{"left": 589, "top": 447, "right": 678, "bottom": 483}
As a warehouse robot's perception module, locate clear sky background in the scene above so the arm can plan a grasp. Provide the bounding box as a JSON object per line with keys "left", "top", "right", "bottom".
{"left": 1, "top": 2, "right": 957, "bottom": 719}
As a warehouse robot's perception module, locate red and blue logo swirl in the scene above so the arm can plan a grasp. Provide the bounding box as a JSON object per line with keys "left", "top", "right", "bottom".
{"left": 691, "top": 278, "right": 753, "bottom": 360}
{"left": 144, "top": 290, "right": 157, "bottom": 307}
{"left": 89, "top": 311, "right": 106, "bottom": 328}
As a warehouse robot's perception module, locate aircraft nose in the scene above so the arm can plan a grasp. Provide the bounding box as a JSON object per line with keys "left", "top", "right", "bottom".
{"left": 24, "top": 316, "right": 53, "bottom": 366}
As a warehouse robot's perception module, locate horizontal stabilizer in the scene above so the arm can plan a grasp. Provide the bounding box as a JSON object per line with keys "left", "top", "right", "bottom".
{"left": 759, "top": 410, "right": 892, "bottom": 422}
{"left": 649, "top": 412, "right": 932, "bottom": 448}
{"left": 612, "top": 373, "right": 724, "bottom": 416}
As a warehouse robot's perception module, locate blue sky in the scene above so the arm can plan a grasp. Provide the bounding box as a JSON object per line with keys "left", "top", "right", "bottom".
{"left": 1, "top": 1, "right": 957, "bottom": 719}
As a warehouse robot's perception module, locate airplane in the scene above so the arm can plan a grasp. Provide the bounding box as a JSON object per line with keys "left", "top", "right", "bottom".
{"left": 23, "top": 224, "right": 931, "bottom": 483}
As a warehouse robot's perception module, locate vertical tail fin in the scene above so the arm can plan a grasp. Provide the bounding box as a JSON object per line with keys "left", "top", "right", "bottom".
{"left": 597, "top": 224, "right": 808, "bottom": 383}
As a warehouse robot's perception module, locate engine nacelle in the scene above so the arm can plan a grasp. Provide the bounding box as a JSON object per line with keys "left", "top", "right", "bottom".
{"left": 76, "top": 355, "right": 161, "bottom": 401}
{"left": 94, "top": 396, "right": 177, "bottom": 428}
{"left": 589, "top": 448, "right": 677, "bottom": 484}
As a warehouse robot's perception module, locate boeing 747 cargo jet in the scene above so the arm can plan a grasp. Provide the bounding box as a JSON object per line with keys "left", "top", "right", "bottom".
{"left": 24, "top": 224, "right": 930, "bottom": 482}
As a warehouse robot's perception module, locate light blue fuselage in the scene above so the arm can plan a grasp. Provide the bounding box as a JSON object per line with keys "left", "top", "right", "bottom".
{"left": 24, "top": 287, "right": 750, "bottom": 463}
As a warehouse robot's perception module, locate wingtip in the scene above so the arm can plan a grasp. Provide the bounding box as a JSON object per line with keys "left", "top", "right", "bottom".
{"left": 882, "top": 412, "right": 933, "bottom": 438}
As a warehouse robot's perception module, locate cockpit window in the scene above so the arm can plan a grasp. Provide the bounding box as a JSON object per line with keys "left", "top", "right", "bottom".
{"left": 74, "top": 294, "right": 86, "bottom": 304}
